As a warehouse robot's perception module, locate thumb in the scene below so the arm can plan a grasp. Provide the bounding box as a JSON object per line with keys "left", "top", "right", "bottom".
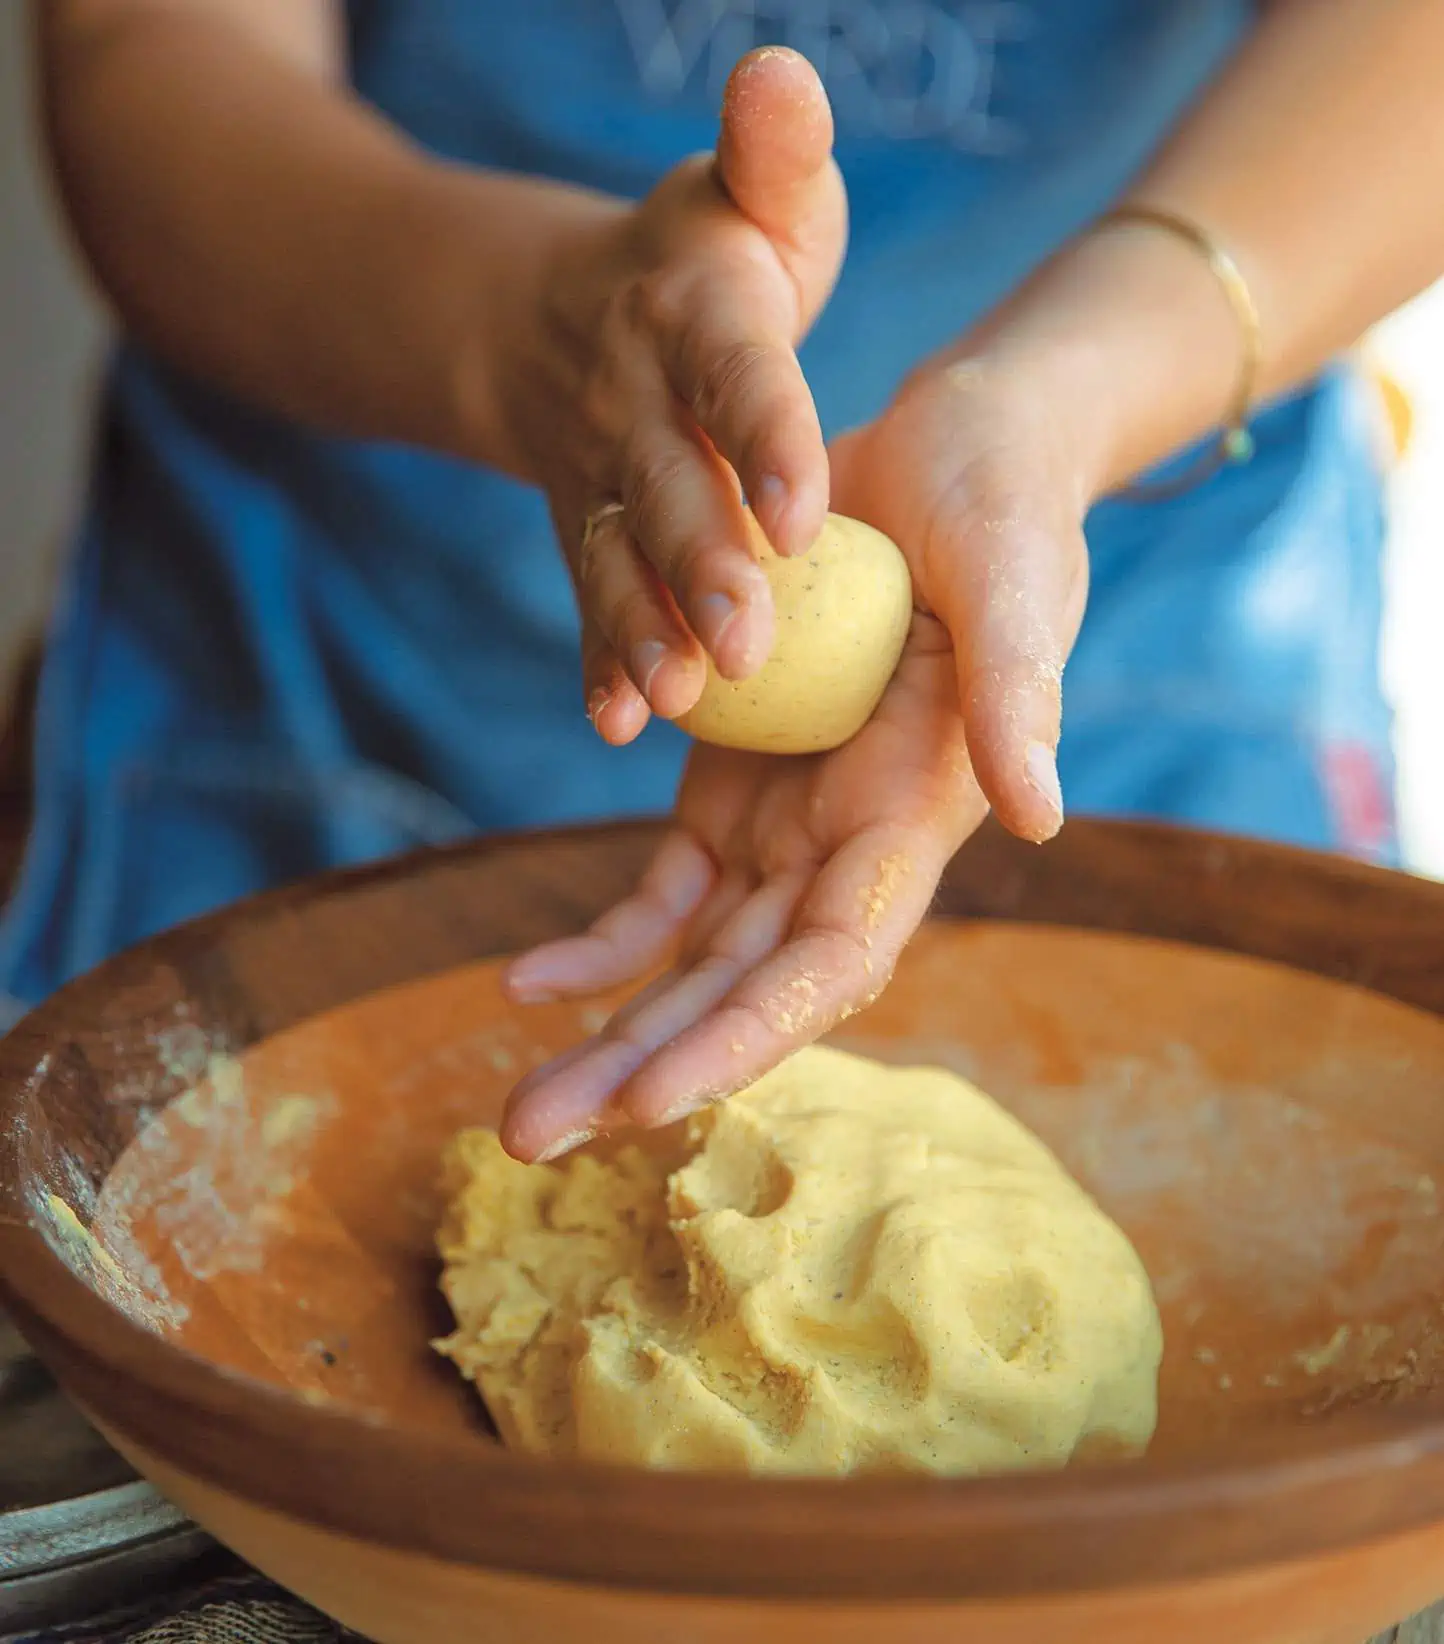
{"left": 829, "top": 386, "right": 1089, "bottom": 847}
{"left": 716, "top": 47, "right": 848, "bottom": 331}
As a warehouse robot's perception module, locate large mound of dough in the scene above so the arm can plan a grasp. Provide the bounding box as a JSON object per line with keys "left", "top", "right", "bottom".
{"left": 434, "top": 1046, "right": 1162, "bottom": 1476}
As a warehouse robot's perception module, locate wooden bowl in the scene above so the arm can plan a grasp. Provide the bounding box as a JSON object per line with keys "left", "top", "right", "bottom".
{"left": 5, "top": 817, "right": 1444, "bottom": 1644}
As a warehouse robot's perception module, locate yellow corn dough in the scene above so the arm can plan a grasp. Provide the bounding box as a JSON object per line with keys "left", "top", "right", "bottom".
{"left": 434, "top": 1046, "right": 1162, "bottom": 1476}
{"left": 675, "top": 511, "right": 912, "bottom": 755}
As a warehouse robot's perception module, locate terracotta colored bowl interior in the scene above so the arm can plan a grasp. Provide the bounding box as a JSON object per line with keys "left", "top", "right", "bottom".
{"left": 50, "top": 917, "right": 1444, "bottom": 1460}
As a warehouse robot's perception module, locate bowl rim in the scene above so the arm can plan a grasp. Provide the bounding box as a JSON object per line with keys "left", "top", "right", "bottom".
{"left": 6, "top": 816, "right": 1444, "bottom": 1602}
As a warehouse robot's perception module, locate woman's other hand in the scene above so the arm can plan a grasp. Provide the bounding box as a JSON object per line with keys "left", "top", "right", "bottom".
{"left": 495, "top": 46, "right": 847, "bottom": 744}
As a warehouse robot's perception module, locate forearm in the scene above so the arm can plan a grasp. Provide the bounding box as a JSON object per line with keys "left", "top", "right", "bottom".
{"left": 946, "top": 0, "right": 1444, "bottom": 497}
{"left": 36, "top": 0, "right": 618, "bottom": 477}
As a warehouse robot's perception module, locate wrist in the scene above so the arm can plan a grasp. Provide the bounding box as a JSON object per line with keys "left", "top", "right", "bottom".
{"left": 393, "top": 160, "right": 624, "bottom": 480}
{"left": 937, "top": 214, "right": 1249, "bottom": 504}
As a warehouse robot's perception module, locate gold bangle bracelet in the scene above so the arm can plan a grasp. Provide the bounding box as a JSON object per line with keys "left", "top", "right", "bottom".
{"left": 1100, "top": 204, "right": 1263, "bottom": 503}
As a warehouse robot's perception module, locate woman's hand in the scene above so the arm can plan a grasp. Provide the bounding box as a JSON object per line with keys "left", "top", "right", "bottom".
{"left": 491, "top": 47, "right": 847, "bottom": 741}
{"left": 500, "top": 359, "right": 1095, "bottom": 1162}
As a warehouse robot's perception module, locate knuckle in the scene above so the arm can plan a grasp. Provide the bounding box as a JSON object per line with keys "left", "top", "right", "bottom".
{"left": 624, "top": 445, "right": 691, "bottom": 527}
{"left": 689, "top": 338, "right": 771, "bottom": 430}
{"left": 820, "top": 923, "right": 895, "bottom": 1001}
{"left": 581, "top": 281, "right": 666, "bottom": 432}
{"left": 576, "top": 364, "right": 619, "bottom": 444}
{"left": 623, "top": 268, "right": 690, "bottom": 339}
{"left": 608, "top": 584, "right": 658, "bottom": 645}
{"left": 921, "top": 460, "right": 1029, "bottom": 580}
{"left": 953, "top": 450, "right": 1028, "bottom": 527}
{"left": 667, "top": 537, "right": 716, "bottom": 605}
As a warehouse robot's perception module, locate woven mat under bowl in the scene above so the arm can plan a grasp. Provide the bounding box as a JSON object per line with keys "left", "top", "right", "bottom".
{"left": 1, "top": 1570, "right": 359, "bottom": 1644}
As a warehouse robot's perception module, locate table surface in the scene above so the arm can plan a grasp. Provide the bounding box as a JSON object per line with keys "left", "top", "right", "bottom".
{"left": 1383, "top": 1611, "right": 1444, "bottom": 1644}
{"left": 1376, "top": 1611, "right": 1444, "bottom": 1644}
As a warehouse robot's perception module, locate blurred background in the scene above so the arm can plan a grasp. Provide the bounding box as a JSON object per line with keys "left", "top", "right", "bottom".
{"left": 2, "top": 8, "right": 1441, "bottom": 874}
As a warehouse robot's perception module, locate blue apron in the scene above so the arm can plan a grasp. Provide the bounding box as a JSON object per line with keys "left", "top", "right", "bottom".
{"left": 0, "top": 0, "right": 1395, "bottom": 1016}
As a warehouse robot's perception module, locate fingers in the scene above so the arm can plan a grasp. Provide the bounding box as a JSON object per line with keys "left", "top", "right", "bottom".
{"left": 500, "top": 869, "right": 809, "bottom": 1163}
{"left": 570, "top": 499, "right": 707, "bottom": 721}
{"left": 618, "top": 420, "right": 775, "bottom": 679}
{"left": 618, "top": 817, "right": 968, "bottom": 1130}
{"left": 559, "top": 50, "right": 842, "bottom": 692}
{"left": 716, "top": 47, "right": 848, "bottom": 332}
{"left": 501, "top": 806, "right": 980, "bottom": 1164}
{"left": 504, "top": 832, "right": 716, "bottom": 1003}
{"left": 920, "top": 470, "right": 1086, "bottom": 844}
{"left": 653, "top": 263, "right": 829, "bottom": 558}
{"left": 852, "top": 369, "right": 1090, "bottom": 846}
{"left": 499, "top": 1039, "right": 648, "bottom": 1165}
{"left": 576, "top": 296, "right": 824, "bottom": 693}
{"left": 579, "top": 617, "right": 651, "bottom": 746}
{"left": 555, "top": 50, "right": 844, "bottom": 718}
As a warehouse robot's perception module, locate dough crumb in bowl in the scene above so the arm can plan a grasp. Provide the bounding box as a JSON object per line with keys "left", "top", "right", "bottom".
{"left": 433, "top": 1046, "right": 1162, "bottom": 1476}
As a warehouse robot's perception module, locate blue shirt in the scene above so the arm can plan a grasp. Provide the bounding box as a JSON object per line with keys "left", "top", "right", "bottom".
{"left": 0, "top": 0, "right": 1394, "bottom": 1013}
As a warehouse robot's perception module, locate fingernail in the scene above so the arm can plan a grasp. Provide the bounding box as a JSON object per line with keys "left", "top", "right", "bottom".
{"left": 632, "top": 640, "right": 668, "bottom": 701}
{"left": 754, "top": 473, "right": 786, "bottom": 516}
{"left": 504, "top": 961, "right": 555, "bottom": 1005}
{"left": 1024, "top": 741, "right": 1064, "bottom": 823}
{"left": 652, "top": 1088, "right": 725, "bottom": 1129}
{"left": 753, "top": 474, "right": 798, "bottom": 552}
{"left": 586, "top": 687, "right": 612, "bottom": 729}
{"left": 533, "top": 1125, "right": 597, "bottom": 1165}
{"left": 697, "top": 591, "right": 740, "bottom": 654}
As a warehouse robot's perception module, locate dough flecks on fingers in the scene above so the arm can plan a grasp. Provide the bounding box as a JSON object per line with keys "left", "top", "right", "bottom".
{"left": 433, "top": 1046, "right": 1163, "bottom": 1476}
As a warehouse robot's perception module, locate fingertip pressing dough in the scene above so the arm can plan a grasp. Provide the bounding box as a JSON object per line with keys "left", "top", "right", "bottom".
{"left": 434, "top": 1046, "right": 1163, "bottom": 1477}
{"left": 676, "top": 511, "right": 913, "bottom": 755}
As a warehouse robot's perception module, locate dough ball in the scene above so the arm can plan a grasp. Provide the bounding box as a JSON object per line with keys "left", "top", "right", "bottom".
{"left": 677, "top": 511, "right": 912, "bottom": 755}
{"left": 434, "top": 1047, "right": 1162, "bottom": 1477}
